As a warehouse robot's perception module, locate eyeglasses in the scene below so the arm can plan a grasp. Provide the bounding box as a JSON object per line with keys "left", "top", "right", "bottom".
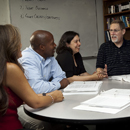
{"left": 109, "top": 29, "right": 121, "bottom": 33}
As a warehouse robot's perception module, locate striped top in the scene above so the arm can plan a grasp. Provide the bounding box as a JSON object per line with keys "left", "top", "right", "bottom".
{"left": 96, "top": 39, "right": 130, "bottom": 76}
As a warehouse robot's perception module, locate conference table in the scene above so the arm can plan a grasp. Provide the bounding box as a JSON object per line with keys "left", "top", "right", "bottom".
{"left": 24, "top": 79, "right": 130, "bottom": 126}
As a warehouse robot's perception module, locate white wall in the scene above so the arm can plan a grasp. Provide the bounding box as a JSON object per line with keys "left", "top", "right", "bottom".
{"left": 0, "top": 0, "right": 104, "bottom": 74}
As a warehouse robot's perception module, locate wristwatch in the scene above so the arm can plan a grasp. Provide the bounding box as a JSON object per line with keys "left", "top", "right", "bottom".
{"left": 42, "top": 93, "right": 46, "bottom": 96}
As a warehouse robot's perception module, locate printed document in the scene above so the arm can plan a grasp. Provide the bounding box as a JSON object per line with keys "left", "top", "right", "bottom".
{"left": 73, "top": 88, "right": 130, "bottom": 114}
{"left": 109, "top": 74, "right": 130, "bottom": 83}
{"left": 63, "top": 81, "right": 103, "bottom": 95}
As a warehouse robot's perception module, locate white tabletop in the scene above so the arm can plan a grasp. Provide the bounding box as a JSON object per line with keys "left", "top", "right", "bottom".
{"left": 24, "top": 79, "right": 130, "bottom": 125}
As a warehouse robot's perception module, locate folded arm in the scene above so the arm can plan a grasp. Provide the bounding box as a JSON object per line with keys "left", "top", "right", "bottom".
{"left": 67, "top": 72, "right": 104, "bottom": 83}
{"left": 96, "top": 64, "right": 108, "bottom": 78}
{"left": 22, "top": 56, "right": 67, "bottom": 93}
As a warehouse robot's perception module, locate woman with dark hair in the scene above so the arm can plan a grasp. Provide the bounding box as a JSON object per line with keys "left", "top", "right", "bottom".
{"left": 56, "top": 31, "right": 104, "bottom": 83}
{"left": 0, "top": 24, "right": 64, "bottom": 130}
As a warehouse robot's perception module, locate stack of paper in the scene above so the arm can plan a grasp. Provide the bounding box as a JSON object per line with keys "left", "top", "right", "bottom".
{"left": 63, "top": 81, "right": 103, "bottom": 95}
{"left": 108, "top": 75, "right": 125, "bottom": 81}
{"left": 108, "top": 74, "right": 130, "bottom": 83}
{"left": 122, "top": 75, "right": 130, "bottom": 83}
{"left": 73, "top": 88, "right": 130, "bottom": 114}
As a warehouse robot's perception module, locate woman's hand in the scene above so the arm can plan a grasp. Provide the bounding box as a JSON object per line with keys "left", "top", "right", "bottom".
{"left": 47, "top": 90, "right": 64, "bottom": 103}
{"left": 91, "top": 72, "right": 104, "bottom": 80}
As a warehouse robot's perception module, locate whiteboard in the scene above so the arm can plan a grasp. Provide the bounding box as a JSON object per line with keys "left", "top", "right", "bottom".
{"left": 9, "top": 0, "right": 98, "bottom": 57}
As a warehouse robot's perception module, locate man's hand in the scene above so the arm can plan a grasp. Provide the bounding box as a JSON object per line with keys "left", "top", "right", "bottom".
{"left": 60, "top": 78, "right": 70, "bottom": 89}
{"left": 96, "top": 64, "right": 108, "bottom": 78}
{"left": 102, "top": 64, "right": 108, "bottom": 78}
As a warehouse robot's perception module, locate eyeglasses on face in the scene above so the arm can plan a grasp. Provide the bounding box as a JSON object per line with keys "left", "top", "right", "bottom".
{"left": 109, "top": 29, "right": 121, "bottom": 33}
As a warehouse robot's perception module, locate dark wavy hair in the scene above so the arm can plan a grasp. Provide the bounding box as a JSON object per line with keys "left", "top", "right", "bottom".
{"left": 0, "top": 24, "right": 23, "bottom": 116}
{"left": 56, "top": 31, "right": 79, "bottom": 54}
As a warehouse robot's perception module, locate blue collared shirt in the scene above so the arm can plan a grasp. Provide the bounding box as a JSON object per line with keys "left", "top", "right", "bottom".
{"left": 19, "top": 46, "right": 66, "bottom": 94}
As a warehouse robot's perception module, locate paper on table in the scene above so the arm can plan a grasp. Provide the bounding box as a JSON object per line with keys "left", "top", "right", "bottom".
{"left": 122, "top": 75, "right": 130, "bottom": 83}
{"left": 73, "top": 104, "right": 130, "bottom": 114}
{"left": 81, "top": 88, "right": 130, "bottom": 109}
{"left": 108, "top": 74, "right": 130, "bottom": 83}
{"left": 63, "top": 81, "right": 103, "bottom": 95}
{"left": 63, "top": 91, "right": 98, "bottom": 95}
{"left": 73, "top": 88, "right": 130, "bottom": 114}
{"left": 81, "top": 95, "right": 130, "bottom": 109}
{"left": 108, "top": 75, "right": 125, "bottom": 81}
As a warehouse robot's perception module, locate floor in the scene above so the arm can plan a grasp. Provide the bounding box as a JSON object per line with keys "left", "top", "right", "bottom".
{"left": 86, "top": 125, "right": 96, "bottom": 130}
